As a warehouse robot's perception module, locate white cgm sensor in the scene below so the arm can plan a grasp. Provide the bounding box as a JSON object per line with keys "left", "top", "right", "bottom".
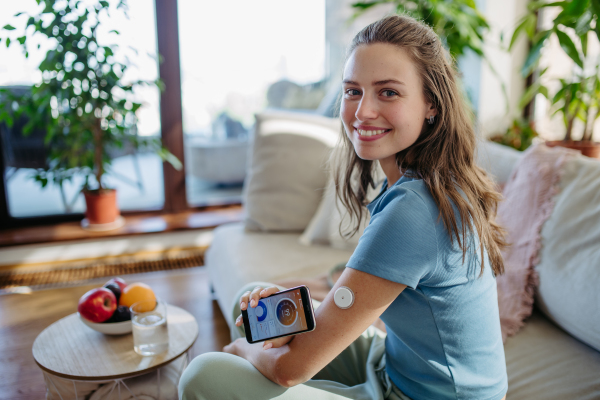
{"left": 334, "top": 286, "right": 354, "bottom": 309}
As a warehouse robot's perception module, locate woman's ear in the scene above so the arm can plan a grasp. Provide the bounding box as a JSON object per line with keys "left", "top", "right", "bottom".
{"left": 427, "top": 103, "right": 438, "bottom": 117}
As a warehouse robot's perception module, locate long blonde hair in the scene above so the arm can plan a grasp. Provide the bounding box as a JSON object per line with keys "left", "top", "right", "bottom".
{"left": 335, "top": 15, "right": 506, "bottom": 276}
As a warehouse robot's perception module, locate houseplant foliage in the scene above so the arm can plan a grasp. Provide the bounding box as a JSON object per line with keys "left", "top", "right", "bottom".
{"left": 352, "top": 0, "right": 490, "bottom": 59}
{"left": 490, "top": 118, "right": 539, "bottom": 151}
{"left": 351, "top": 0, "right": 507, "bottom": 110}
{"left": 0, "top": 0, "right": 181, "bottom": 220}
{"left": 508, "top": 0, "right": 600, "bottom": 155}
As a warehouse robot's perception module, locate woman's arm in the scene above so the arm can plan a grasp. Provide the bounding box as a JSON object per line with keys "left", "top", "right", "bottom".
{"left": 224, "top": 267, "right": 406, "bottom": 387}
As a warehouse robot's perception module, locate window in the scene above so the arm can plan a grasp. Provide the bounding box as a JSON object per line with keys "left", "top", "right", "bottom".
{"left": 0, "top": 0, "right": 163, "bottom": 218}
{"left": 177, "top": 0, "right": 326, "bottom": 206}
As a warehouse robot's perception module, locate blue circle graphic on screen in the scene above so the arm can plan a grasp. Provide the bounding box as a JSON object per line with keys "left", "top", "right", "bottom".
{"left": 256, "top": 300, "right": 268, "bottom": 322}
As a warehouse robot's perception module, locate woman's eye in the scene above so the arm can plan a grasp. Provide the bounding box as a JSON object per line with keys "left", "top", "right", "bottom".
{"left": 345, "top": 89, "right": 361, "bottom": 96}
{"left": 381, "top": 90, "right": 398, "bottom": 97}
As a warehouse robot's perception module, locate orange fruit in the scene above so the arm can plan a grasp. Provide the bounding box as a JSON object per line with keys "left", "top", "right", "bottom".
{"left": 119, "top": 282, "right": 156, "bottom": 312}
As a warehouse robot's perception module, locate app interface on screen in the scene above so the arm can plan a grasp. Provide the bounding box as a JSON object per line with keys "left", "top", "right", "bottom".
{"left": 246, "top": 289, "right": 307, "bottom": 341}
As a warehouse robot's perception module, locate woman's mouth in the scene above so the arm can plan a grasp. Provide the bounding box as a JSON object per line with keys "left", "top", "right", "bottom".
{"left": 355, "top": 128, "right": 391, "bottom": 141}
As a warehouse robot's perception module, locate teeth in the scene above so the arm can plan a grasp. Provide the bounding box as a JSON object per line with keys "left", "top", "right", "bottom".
{"left": 357, "top": 129, "right": 386, "bottom": 136}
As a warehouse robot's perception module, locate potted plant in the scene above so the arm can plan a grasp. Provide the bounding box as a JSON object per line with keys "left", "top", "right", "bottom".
{"left": 508, "top": 0, "right": 600, "bottom": 158}
{"left": 0, "top": 0, "right": 181, "bottom": 229}
{"left": 490, "top": 118, "right": 539, "bottom": 151}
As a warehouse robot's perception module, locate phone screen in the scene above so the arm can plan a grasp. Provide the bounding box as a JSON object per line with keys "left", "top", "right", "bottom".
{"left": 245, "top": 288, "right": 308, "bottom": 342}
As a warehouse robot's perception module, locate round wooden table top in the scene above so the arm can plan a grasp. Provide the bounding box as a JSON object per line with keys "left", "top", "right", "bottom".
{"left": 32, "top": 305, "right": 198, "bottom": 381}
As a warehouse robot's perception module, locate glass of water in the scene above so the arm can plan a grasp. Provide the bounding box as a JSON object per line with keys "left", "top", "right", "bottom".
{"left": 131, "top": 298, "right": 169, "bottom": 356}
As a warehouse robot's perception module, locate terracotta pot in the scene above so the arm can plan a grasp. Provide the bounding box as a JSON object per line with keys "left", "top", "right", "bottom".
{"left": 83, "top": 189, "right": 120, "bottom": 225}
{"left": 545, "top": 140, "right": 600, "bottom": 159}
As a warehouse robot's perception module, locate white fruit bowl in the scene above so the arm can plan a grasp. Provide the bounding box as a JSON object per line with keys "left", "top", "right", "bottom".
{"left": 79, "top": 313, "right": 132, "bottom": 335}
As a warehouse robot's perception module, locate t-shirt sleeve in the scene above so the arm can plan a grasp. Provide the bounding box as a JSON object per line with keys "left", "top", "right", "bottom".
{"left": 346, "top": 187, "right": 438, "bottom": 289}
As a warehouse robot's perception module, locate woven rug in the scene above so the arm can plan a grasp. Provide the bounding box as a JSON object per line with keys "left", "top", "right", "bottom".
{"left": 0, "top": 251, "right": 204, "bottom": 293}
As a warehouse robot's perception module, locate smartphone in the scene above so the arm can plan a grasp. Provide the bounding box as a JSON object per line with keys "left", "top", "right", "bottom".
{"left": 241, "top": 285, "right": 316, "bottom": 344}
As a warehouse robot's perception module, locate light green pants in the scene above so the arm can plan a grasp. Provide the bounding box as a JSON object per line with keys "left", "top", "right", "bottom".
{"left": 178, "top": 282, "right": 412, "bottom": 400}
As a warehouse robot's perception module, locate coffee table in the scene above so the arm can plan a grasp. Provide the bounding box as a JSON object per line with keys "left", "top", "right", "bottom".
{"left": 33, "top": 305, "right": 198, "bottom": 400}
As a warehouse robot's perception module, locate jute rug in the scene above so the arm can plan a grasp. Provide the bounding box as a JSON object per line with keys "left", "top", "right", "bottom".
{"left": 0, "top": 251, "right": 204, "bottom": 293}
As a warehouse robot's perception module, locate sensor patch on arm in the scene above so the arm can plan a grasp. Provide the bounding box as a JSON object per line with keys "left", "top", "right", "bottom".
{"left": 334, "top": 286, "right": 354, "bottom": 309}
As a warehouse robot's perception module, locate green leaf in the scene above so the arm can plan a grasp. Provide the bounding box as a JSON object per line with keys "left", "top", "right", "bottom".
{"left": 575, "top": 10, "right": 592, "bottom": 36}
{"left": 556, "top": 29, "right": 584, "bottom": 69}
{"left": 351, "top": 2, "right": 380, "bottom": 11}
{"left": 3, "top": 24, "right": 16, "bottom": 31}
{"left": 17, "top": 36, "right": 26, "bottom": 45}
{"left": 581, "top": 32, "right": 589, "bottom": 56}
{"left": 528, "top": 1, "right": 567, "bottom": 11}
{"left": 521, "top": 30, "right": 551, "bottom": 77}
{"left": 509, "top": 15, "right": 535, "bottom": 50}
{"left": 5, "top": 38, "right": 11, "bottom": 48}
{"left": 158, "top": 147, "right": 182, "bottom": 171}
{"left": 519, "top": 81, "right": 541, "bottom": 109}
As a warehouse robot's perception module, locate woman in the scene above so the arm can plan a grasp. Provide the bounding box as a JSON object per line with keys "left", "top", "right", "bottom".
{"left": 179, "top": 15, "right": 508, "bottom": 400}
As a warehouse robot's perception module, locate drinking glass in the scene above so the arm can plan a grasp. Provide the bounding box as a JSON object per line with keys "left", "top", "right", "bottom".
{"left": 131, "top": 298, "right": 169, "bottom": 356}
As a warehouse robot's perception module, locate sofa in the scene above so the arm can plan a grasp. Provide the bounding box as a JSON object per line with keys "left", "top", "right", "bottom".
{"left": 205, "top": 110, "right": 600, "bottom": 399}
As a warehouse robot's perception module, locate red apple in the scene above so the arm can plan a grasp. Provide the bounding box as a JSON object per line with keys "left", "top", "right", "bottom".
{"left": 78, "top": 288, "right": 117, "bottom": 323}
{"left": 105, "top": 277, "right": 127, "bottom": 292}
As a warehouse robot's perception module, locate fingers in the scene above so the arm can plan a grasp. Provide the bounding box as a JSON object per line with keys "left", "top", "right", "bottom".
{"left": 259, "top": 286, "right": 279, "bottom": 298}
{"left": 240, "top": 286, "right": 281, "bottom": 310}
{"left": 249, "top": 286, "right": 264, "bottom": 308}
{"left": 263, "top": 335, "right": 293, "bottom": 350}
{"left": 235, "top": 314, "right": 242, "bottom": 327}
{"left": 239, "top": 290, "right": 252, "bottom": 311}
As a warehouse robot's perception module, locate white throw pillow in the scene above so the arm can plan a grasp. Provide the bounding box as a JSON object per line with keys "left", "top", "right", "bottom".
{"left": 535, "top": 154, "right": 600, "bottom": 352}
{"left": 300, "top": 147, "right": 384, "bottom": 250}
{"left": 243, "top": 111, "right": 341, "bottom": 232}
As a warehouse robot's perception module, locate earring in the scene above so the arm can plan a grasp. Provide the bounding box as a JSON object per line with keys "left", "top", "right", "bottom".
{"left": 428, "top": 115, "right": 435, "bottom": 125}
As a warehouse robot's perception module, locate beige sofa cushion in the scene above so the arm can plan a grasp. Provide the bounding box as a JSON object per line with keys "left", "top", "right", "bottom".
{"left": 505, "top": 309, "right": 600, "bottom": 399}
{"left": 535, "top": 153, "right": 600, "bottom": 352}
{"left": 242, "top": 111, "right": 340, "bottom": 232}
{"left": 206, "top": 222, "right": 354, "bottom": 326}
{"left": 475, "top": 140, "right": 523, "bottom": 184}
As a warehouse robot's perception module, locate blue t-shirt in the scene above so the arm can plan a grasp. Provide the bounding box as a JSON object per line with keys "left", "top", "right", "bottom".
{"left": 346, "top": 173, "right": 507, "bottom": 400}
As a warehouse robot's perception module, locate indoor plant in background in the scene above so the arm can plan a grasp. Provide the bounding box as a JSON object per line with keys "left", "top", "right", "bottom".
{"left": 0, "top": 0, "right": 181, "bottom": 229}
{"left": 350, "top": 0, "right": 507, "bottom": 109}
{"left": 507, "top": 0, "right": 600, "bottom": 158}
{"left": 352, "top": 0, "right": 491, "bottom": 59}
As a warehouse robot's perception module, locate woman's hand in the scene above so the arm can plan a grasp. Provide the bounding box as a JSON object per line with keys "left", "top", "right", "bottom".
{"left": 234, "top": 285, "right": 293, "bottom": 350}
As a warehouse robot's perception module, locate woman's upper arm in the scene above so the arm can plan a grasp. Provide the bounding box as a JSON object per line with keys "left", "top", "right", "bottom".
{"left": 275, "top": 267, "right": 406, "bottom": 387}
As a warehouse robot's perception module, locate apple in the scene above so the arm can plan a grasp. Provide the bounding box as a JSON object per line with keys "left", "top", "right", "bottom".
{"left": 103, "top": 282, "right": 122, "bottom": 302}
{"left": 105, "top": 277, "right": 127, "bottom": 292}
{"left": 78, "top": 288, "right": 117, "bottom": 323}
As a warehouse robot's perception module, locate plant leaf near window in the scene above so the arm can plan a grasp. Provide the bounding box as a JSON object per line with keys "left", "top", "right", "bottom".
{"left": 0, "top": 0, "right": 181, "bottom": 197}
{"left": 508, "top": 0, "right": 600, "bottom": 143}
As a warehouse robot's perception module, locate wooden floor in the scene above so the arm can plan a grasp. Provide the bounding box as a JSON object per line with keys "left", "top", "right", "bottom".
{"left": 0, "top": 267, "right": 231, "bottom": 400}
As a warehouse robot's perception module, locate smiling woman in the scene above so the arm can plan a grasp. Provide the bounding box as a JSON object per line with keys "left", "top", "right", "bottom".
{"left": 341, "top": 43, "right": 437, "bottom": 181}
{"left": 179, "top": 14, "right": 508, "bottom": 400}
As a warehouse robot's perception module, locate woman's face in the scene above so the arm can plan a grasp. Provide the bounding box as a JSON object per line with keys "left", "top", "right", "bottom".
{"left": 341, "top": 43, "right": 436, "bottom": 167}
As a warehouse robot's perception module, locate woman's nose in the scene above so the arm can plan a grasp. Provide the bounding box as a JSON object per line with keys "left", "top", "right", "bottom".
{"left": 355, "top": 95, "right": 378, "bottom": 121}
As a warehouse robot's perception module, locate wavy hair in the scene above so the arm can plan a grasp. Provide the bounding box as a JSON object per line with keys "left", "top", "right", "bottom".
{"left": 334, "top": 14, "right": 506, "bottom": 276}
